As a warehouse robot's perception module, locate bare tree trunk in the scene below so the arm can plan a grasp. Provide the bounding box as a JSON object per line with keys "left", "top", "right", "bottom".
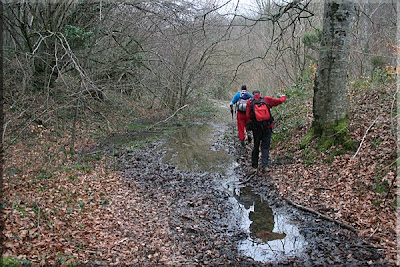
{"left": 312, "top": 0, "right": 355, "bottom": 140}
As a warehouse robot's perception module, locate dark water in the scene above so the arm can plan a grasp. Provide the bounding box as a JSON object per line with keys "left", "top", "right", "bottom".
{"left": 163, "top": 123, "right": 306, "bottom": 263}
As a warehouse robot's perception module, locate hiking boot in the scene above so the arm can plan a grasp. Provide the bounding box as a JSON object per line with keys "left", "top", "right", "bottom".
{"left": 240, "top": 140, "right": 245, "bottom": 147}
{"left": 261, "top": 166, "right": 270, "bottom": 174}
{"left": 246, "top": 167, "right": 257, "bottom": 176}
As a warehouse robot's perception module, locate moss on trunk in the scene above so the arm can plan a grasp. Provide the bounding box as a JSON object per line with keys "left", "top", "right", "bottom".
{"left": 311, "top": 118, "right": 356, "bottom": 151}
{"left": 300, "top": 118, "right": 356, "bottom": 152}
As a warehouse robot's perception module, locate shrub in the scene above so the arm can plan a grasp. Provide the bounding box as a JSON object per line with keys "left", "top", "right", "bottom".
{"left": 370, "top": 55, "right": 386, "bottom": 70}
{"left": 302, "top": 28, "right": 322, "bottom": 50}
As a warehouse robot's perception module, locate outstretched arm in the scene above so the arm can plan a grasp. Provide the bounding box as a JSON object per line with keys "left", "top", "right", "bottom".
{"left": 264, "top": 95, "right": 286, "bottom": 107}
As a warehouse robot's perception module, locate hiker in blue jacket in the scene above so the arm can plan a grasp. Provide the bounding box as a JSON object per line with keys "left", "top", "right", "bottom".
{"left": 230, "top": 85, "right": 253, "bottom": 147}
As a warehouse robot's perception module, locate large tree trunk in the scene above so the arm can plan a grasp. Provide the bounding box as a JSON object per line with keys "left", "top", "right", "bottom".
{"left": 312, "top": 0, "right": 355, "bottom": 138}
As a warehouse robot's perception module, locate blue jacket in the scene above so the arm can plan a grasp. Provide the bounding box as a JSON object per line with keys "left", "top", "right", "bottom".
{"left": 230, "top": 90, "right": 253, "bottom": 105}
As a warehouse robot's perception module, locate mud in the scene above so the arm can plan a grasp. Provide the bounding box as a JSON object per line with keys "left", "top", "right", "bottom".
{"left": 110, "top": 120, "right": 389, "bottom": 266}
{"left": 117, "top": 141, "right": 259, "bottom": 265}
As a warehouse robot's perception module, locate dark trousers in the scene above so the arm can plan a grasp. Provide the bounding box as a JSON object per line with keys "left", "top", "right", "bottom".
{"left": 251, "top": 127, "right": 272, "bottom": 168}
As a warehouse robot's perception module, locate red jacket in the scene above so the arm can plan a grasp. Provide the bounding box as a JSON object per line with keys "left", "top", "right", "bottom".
{"left": 246, "top": 94, "right": 286, "bottom": 128}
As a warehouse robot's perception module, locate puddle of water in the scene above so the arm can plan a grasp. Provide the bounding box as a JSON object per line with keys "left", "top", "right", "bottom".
{"left": 162, "top": 124, "right": 233, "bottom": 173}
{"left": 238, "top": 213, "right": 305, "bottom": 263}
{"left": 227, "top": 185, "right": 306, "bottom": 263}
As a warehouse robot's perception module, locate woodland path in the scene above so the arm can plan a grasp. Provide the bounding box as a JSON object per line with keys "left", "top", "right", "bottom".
{"left": 105, "top": 101, "right": 389, "bottom": 266}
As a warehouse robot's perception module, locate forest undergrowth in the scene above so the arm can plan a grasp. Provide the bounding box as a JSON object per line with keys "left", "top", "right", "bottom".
{"left": 270, "top": 73, "right": 398, "bottom": 264}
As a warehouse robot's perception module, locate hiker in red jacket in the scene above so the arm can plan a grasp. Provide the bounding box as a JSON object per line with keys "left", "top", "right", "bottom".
{"left": 246, "top": 90, "right": 286, "bottom": 174}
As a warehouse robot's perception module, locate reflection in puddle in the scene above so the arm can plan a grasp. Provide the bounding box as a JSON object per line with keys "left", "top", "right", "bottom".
{"left": 234, "top": 186, "right": 286, "bottom": 242}
{"left": 162, "top": 124, "right": 232, "bottom": 172}
{"left": 229, "top": 186, "right": 306, "bottom": 263}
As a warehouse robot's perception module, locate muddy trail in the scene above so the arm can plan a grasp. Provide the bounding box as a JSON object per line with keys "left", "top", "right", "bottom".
{"left": 103, "top": 104, "right": 388, "bottom": 266}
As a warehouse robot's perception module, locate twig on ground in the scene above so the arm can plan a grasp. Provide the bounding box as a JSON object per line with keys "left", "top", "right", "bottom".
{"left": 390, "top": 85, "right": 398, "bottom": 136}
{"left": 369, "top": 223, "right": 380, "bottom": 238}
{"left": 37, "top": 206, "right": 41, "bottom": 231}
{"left": 352, "top": 117, "right": 379, "bottom": 159}
{"left": 350, "top": 244, "right": 385, "bottom": 251}
{"left": 285, "top": 197, "right": 358, "bottom": 232}
{"left": 147, "top": 104, "right": 189, "bottom": 130}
